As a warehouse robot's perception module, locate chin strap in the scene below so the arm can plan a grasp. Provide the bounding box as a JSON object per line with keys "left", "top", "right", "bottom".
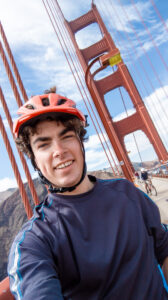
{"left": 37, "top": 141, "right": 87, "bottom": 194}
{"left": 37, "top": 162, "right": 87, "bottom": 193}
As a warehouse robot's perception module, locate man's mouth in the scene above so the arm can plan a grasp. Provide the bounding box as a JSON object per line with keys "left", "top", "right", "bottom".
{"left": 55, "top": 160, "right": 73, "bottom": 170}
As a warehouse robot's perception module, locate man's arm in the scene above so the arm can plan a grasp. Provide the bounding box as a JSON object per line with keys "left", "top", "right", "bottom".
{"left": 8, "top": 227, "right": 64, "bottom": 300}
{"left": 162, "top": 257, "right": 168, "bottom": 285}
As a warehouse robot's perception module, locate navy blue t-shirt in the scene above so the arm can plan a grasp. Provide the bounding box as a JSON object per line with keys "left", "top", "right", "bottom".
{"left": 8, "top": 177, "right": 168, "bottom": 299}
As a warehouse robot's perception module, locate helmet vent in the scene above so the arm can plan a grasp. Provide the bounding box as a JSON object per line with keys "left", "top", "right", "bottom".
{"left": 57, "top": 99, "right": 67, "bottom": 105}
{"left": 25, "top": 104, "right": 35, "bottom": 109}
{"left": 42, "top": 97, "right": 49, "bottom": 106}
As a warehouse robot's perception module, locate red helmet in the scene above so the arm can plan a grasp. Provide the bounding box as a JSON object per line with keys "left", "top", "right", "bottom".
{"left": 13, "top": 93, "right": 86, "bottom": 138}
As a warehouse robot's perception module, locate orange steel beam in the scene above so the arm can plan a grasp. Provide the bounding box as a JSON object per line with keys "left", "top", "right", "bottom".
{"left": 64, "top": 3, "right": 168, "bottom": 180}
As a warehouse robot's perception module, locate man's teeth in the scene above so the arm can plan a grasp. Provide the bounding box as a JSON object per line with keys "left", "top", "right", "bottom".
{"left": 57, "top": 161, "right": 73, "bottom": 169}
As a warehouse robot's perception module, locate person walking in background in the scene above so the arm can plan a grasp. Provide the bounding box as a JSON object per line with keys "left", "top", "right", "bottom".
{"left": 140, "top": 167, "right": 150, "bottom": 193}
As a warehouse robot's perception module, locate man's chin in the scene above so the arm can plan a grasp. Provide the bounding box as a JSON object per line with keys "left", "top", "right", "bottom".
{"left": 53, "top": 179, "right": 78, "bottom": 189}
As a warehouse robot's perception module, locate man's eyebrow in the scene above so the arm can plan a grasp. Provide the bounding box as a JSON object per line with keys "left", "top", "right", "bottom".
{"left": 32, "top": 136, "right": 51, "bottom": 145}
{"left": 59, "top": 128, "right": 74, "bottom": 137}
{"left": 32, "top": 128, "right": 74, "bottom": 145}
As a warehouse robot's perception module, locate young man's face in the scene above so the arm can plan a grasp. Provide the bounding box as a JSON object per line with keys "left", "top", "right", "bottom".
{"left": 30, "top": 120, "right": 85, "bottom": 192}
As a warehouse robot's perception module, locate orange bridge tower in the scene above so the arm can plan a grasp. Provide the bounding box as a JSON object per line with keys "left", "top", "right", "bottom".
{"left": 63, "top": 3, "right": 168, "bottom": 181}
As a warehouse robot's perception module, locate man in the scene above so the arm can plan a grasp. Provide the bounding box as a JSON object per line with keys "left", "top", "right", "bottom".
{"left": 8, "top": 88, "right": 168, "bottom": 299}
{"left": 140, "top": 168, "right": 150, "bottom": 193}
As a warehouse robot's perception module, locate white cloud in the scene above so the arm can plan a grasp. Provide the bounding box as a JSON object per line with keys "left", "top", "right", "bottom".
{"left": 0, "top": 173, "right": 38, "bottom": 192}
{"left": 125, "top": 131, "right": 152, "bottom": 154}
{"left": 113, "top": 108, "right": 136, "bottom": 122}
{"left": 86, "top": 148, "right": 110, "bottom": 170}
{"left": 0, "top": 0, "right": 54, "bottom": 48}
{"left": 75, "top": 23, "right": 103, "bottom": 49}
{"left": 31, "top": 172, "right": 38, "bottom": 180}
{"left": 85, "top": 131, "right": 120, "bottom": 171}
{"left": 44, "top": 47, "right": 56, "bottom": 61}
{"left": 99, "top": 0, "right": 152, "bottom": 34}
{"left": 84, "top": 132, "right": 107, "bottom": 150}
{"left": 0, "top": 177, "right": 17, "bottom": 192}
{"left": 2, "top": 118, "right": 9, "bottom": 130}
{"left": 144, "top": 85, "right": 168, "bottom": 144}
{"left": 58, "top": 0, "right": 92, "bottom": 20}
{"left": 0, "top": 0, "right": 95, "bottom": 50}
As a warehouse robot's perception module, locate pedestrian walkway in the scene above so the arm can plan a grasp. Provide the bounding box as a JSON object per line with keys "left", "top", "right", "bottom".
{"left": 137, "top": 177, "right": 168, "bottom": 223}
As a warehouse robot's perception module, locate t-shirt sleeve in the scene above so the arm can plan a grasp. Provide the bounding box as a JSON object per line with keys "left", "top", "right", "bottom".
{"left": 137, "top": 188, "right": 168, "bottom": 265}
{"left": 8, "top": 221, "right": 64, "bottom": 300}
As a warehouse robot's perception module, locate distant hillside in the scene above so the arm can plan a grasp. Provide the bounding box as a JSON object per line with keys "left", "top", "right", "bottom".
{"left": 133, "top": 159, "right": 159, "bottom": 170}
{"left": 0, "top": 188, "right": 17, "bottom": 203}
{"left": 105, "top": 159, "right": 159, "bottom": 172}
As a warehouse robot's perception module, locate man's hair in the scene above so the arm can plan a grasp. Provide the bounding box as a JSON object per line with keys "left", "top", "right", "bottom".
{"left": 15, "top": 87, "right": 87, "bottom": 169}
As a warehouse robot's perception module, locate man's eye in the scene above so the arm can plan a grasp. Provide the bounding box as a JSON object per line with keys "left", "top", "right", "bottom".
{"left": 38, "top": 143, "right": 48, "bottom": 148}
{"left": 64, "top": 134, "right": 74, "bottom": 139}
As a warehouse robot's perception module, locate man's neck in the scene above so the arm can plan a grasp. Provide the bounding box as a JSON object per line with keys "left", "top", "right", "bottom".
{"left": 57, "top": 175, "right": 95, "bottom": 196}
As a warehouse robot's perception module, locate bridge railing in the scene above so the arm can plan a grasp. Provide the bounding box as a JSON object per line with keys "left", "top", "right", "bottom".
{"left": 152, "top": 174, "right": 168, "bottom": 179}
{"left": 0, "top": 277, "right": 14, "bottom": 300}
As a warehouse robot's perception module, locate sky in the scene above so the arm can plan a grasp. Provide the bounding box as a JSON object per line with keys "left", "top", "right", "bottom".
{"left": 0, "top": 0, "right": 168, "bottom": 192}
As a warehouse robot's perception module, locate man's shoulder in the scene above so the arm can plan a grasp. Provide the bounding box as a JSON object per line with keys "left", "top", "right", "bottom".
{"left": 98, "top": 177, "right": 131, "bottom": 185}
{"left": 8, "top": 210, "right": 52, "bottom": 267}
{"left": 98, "top": 177, "right": 134, "bottom": 191}
{"left": 10, "top": 216, "right": 38, "bottom": 248}
{"left": 97, "top": 178, "right": 146, "bottom": 206}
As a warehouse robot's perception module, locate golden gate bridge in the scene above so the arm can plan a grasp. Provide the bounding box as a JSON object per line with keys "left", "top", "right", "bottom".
{"left": 0, "top": 0, "right": 168, "bottom": 297}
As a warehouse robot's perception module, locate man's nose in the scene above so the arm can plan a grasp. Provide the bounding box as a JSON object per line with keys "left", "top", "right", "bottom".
{"left": 52, "top": 140, "right": 67, "bottom": 158}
